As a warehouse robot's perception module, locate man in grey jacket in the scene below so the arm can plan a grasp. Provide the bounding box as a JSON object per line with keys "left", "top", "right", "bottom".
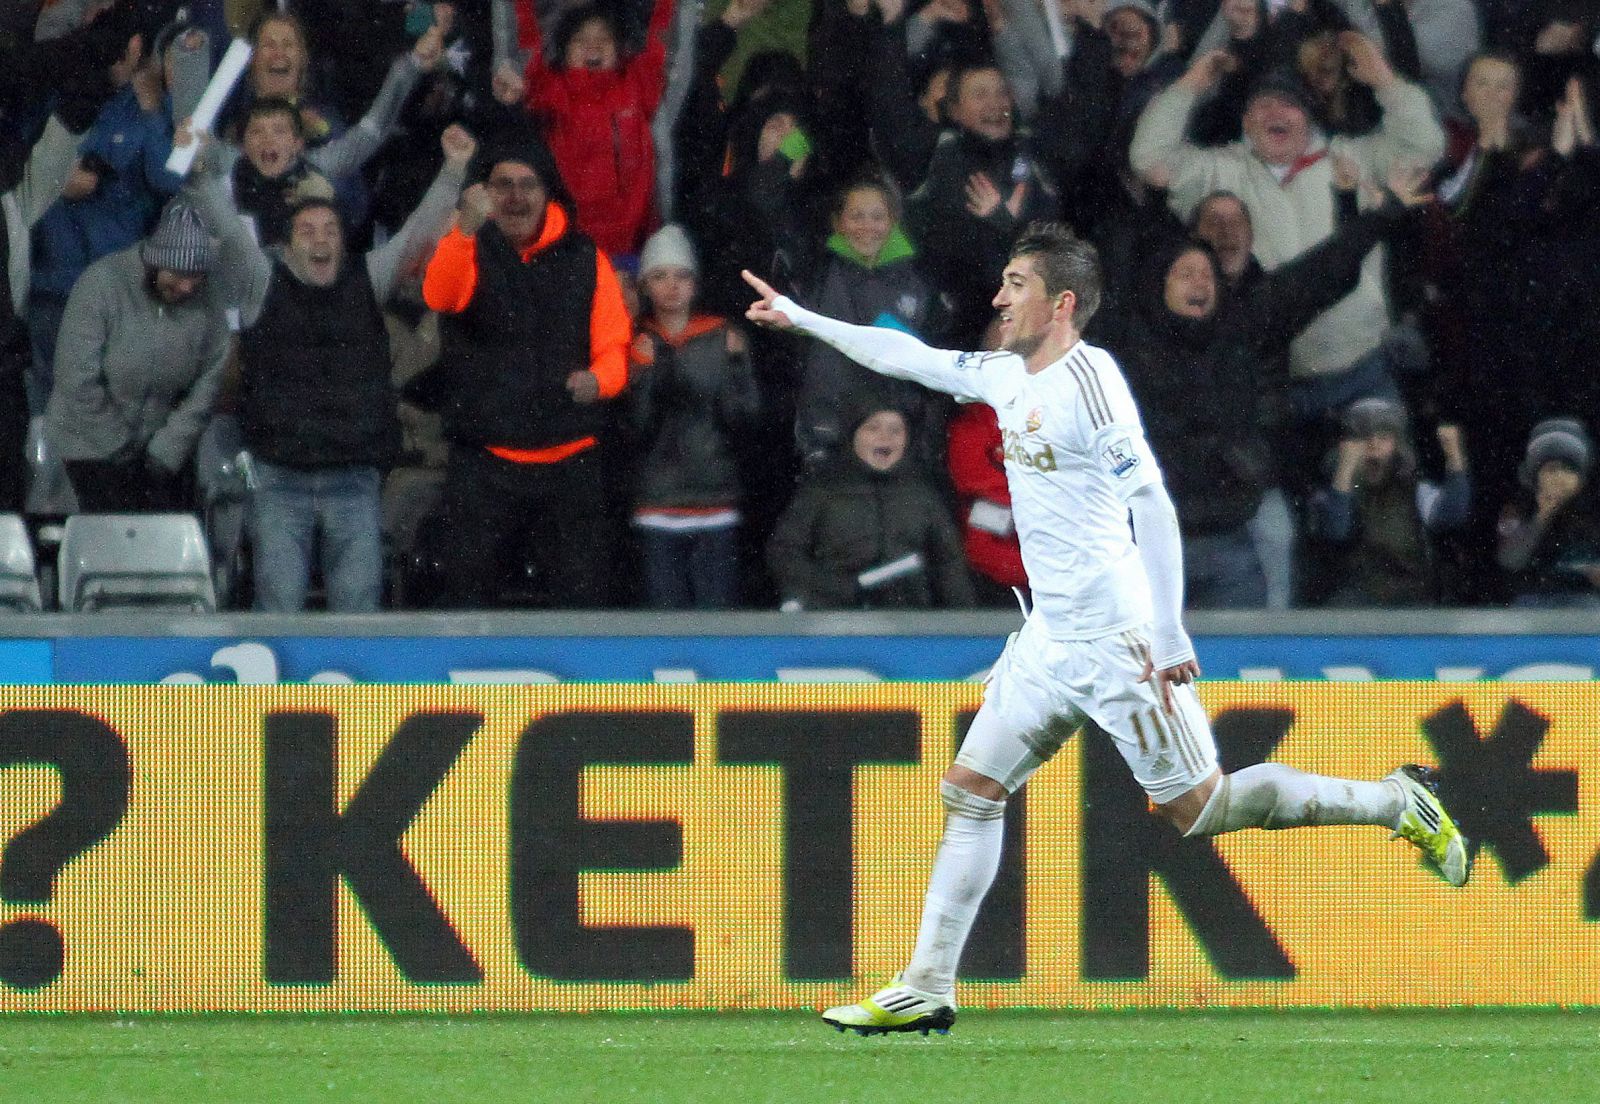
{"left": 44, "top": 198, "right": 228, "bottom": 511}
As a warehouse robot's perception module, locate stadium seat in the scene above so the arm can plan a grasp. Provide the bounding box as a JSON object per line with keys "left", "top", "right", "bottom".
{"left": 57, "top": 514, "right": 218, "bottom": 613}
{"left": 0, "top": 514, "right": 42, "bottom": 612}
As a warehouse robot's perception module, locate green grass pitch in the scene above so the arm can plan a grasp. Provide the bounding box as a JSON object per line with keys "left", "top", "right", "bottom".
{"left": 1, "top": 1010, "right": 1594, "bottom": 1103}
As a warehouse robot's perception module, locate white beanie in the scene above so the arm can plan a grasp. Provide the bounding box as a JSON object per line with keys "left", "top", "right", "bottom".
{"left": 639, "top": 224, "right": 698, "bottom": 278}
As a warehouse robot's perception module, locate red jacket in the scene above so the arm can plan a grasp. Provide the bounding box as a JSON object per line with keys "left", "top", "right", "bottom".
{"left": 516, "top": 0, "right": 674, "bottom": 257}
{"left": 947, "top": 402, "right": 1028, "bottom": 588}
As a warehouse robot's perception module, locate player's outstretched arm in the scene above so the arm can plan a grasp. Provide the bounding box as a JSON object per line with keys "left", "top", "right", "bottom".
{"left": 1127, "top": 480, "right": 1199, "bottom": 711}
{"left": 741, "top": 270, "right": 987, "bottom": 402}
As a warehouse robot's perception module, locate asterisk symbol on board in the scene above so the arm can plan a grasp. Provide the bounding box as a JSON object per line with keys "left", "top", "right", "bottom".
{"left": 1420, "top": 700, "right": 1577, "bottom": 884}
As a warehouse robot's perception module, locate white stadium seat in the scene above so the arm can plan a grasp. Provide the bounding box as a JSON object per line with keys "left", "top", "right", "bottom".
{"left": 58, "top": 514, "right": 218, "bottom": 613}
{"left": 0, "top": 514, "right": 42, "bottom": 612}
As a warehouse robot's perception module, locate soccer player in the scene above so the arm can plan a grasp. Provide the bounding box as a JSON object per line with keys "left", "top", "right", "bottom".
{"left": 739, "top": 223, "right": 1471, "bottom": 1038}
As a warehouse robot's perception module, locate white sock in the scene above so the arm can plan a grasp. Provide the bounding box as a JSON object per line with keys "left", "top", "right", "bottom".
{"left": 901, "top": 809, "right": 1004, "bottom": 995}
{"left": 1185, "top": 763, "right": 1405, "bottom": 837}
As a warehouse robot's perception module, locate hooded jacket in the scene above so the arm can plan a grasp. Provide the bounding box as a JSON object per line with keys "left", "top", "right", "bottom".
{"left": 516, "top": 0, "right": 675, "bottom": 256}
{"left": 44, "top": 245, "right": 228, "bottom": 471}
{"left": 767, "top": 437, "right": 975, "bottom": 610}
{"left": 1096, "top": 206, "right": 1401, "bottom": 532}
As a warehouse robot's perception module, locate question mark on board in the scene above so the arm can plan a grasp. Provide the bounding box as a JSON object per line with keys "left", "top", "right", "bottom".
{"left": 0, "top": 711, "right": 131, "bottom": 990}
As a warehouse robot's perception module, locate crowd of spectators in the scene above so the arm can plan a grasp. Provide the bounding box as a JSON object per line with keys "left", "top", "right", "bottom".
{"left": 5, "top": 0, "right": 1600, "bottom": 612}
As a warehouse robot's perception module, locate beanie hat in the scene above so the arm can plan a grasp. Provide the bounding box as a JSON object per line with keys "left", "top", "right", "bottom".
{"left": 141, "top": 200, "right": 216, "bottom": 274}
{"left": 467, "top": 127, "right": 575, "bottom": 212}
{"left": 639, "top": 224, "right": 698, "bottom": 278}
{"left": 1106, "top": 0, "right": 1160, "bottom": 31}
{"left": 841, "top": 384, "right": 910, "bottom": 439}
{"left": 1520, "top": 417, "right": 1593, "bottom": 487}
{"left": 1247, "top": 66, "right": 1315, "bottom": 115}
{"left": 1341, "top": 395, "right": 1407, "bottom": 439}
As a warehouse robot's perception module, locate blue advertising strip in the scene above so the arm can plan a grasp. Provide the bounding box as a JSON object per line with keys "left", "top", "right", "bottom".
{"left": 47, "top": 632, "right": 1600, "bottom": 684}
{"left": 0, "top": 640, "right": 54, "bottom": 683}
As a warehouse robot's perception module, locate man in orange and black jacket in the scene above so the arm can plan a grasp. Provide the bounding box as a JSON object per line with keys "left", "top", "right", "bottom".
{"left": 421, "top": 130, "right": 631, "bottom": 607}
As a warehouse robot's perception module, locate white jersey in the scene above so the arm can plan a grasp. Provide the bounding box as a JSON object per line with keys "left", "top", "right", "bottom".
{"left": 777, "top": 298, "right": 1165, "bottom": 641}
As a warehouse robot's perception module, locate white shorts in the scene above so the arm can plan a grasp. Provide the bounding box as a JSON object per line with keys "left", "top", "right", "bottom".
{"left": 955, "top": 613, "right": 1218, "bottom": 804}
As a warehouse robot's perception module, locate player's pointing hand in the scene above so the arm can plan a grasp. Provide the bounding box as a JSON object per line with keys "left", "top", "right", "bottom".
{"left": 742, "top": 270, "right": 796, "bottom": 330}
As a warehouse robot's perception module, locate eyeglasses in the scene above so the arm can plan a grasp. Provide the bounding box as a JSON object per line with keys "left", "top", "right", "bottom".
{"left": 487, "top": 178, "right": 543, "bottom": 195}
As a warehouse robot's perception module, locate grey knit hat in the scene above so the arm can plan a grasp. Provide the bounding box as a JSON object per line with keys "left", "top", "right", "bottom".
{"left": 1106, "top": 0, "right": 1160, "bottom": 31}
{"left": 1520, "top": 417, "right": 1593, "bottom": 487}
{"left": 639, "top": 224, "right": 698, "bottom": 278}
{"left": 141, "top": 200, "right": 217, "bottom": 274}
{"left": 1341, "top": 396, "right": 1407, "bottom": 438}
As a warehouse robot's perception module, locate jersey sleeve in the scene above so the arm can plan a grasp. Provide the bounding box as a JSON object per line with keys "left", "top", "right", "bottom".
{"left": 776, "top": 295, "right": 995, "bottom": 404}
{"left": 1067, "top": 350, "right": 1163, "bottom": 502}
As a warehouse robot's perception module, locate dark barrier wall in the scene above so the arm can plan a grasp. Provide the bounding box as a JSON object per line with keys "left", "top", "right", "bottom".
{"left": 0, "top": 682, "right": 1592, "bottom": 1011}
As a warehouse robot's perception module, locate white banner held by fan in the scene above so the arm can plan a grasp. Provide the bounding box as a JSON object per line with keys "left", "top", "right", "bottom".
{"left": 165, "top": 37, "right": 254, "bottom": 176}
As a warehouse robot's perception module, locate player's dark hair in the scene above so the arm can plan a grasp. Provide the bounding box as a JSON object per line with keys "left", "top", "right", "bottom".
{"left": 1010, "top": 221, "right": 1102, "bottom": 329}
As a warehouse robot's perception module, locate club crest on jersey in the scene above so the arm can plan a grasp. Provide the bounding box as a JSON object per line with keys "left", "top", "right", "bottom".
{"left": 1025, "top": 407, "right": 1043, "bottom": 433}
{"left": 1102, "top": 437, "right": 1140, "bottom": 478}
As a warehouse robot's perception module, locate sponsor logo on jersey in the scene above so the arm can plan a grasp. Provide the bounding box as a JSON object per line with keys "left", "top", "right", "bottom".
{"left": 1002, "top": 428, "right": 1057, "bottom": 471}
{"left": 1102, "top": 437, "right": 1140, "bottom": 477}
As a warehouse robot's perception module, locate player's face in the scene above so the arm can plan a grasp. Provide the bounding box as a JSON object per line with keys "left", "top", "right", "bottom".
{"left": 853, "top": 411, "right": 908, "bottom": 471}
{"left": 992, "top": 255, "right": 1058, "bottom": 356}
{"left": 1243, "top": 93, "right": 1311, "bottom": 166}
{"left": 834, "top": 187, "right": 893, "bottom": 263}
{"left": 1163, "top": 248, "right": 1217, "bottom": 320}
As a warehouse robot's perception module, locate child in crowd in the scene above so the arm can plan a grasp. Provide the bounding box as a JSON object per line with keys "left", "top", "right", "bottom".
{"left": 1311, "top": 397, "right": 1471, "bottom": 606}
{"left": 511, "top": 0, "right": 676, "bottom": 259}
{"left": 1497, "top": 419, "right": 1600, "bottom": 608}
{"left": 795, "top": 176, "right": 945, "bottom": 471}
{"left": 768, "top": 393, "right": 974, "bottom": 611}
{"left": 627, "top": 224, "right": 761, "bottom": 609}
